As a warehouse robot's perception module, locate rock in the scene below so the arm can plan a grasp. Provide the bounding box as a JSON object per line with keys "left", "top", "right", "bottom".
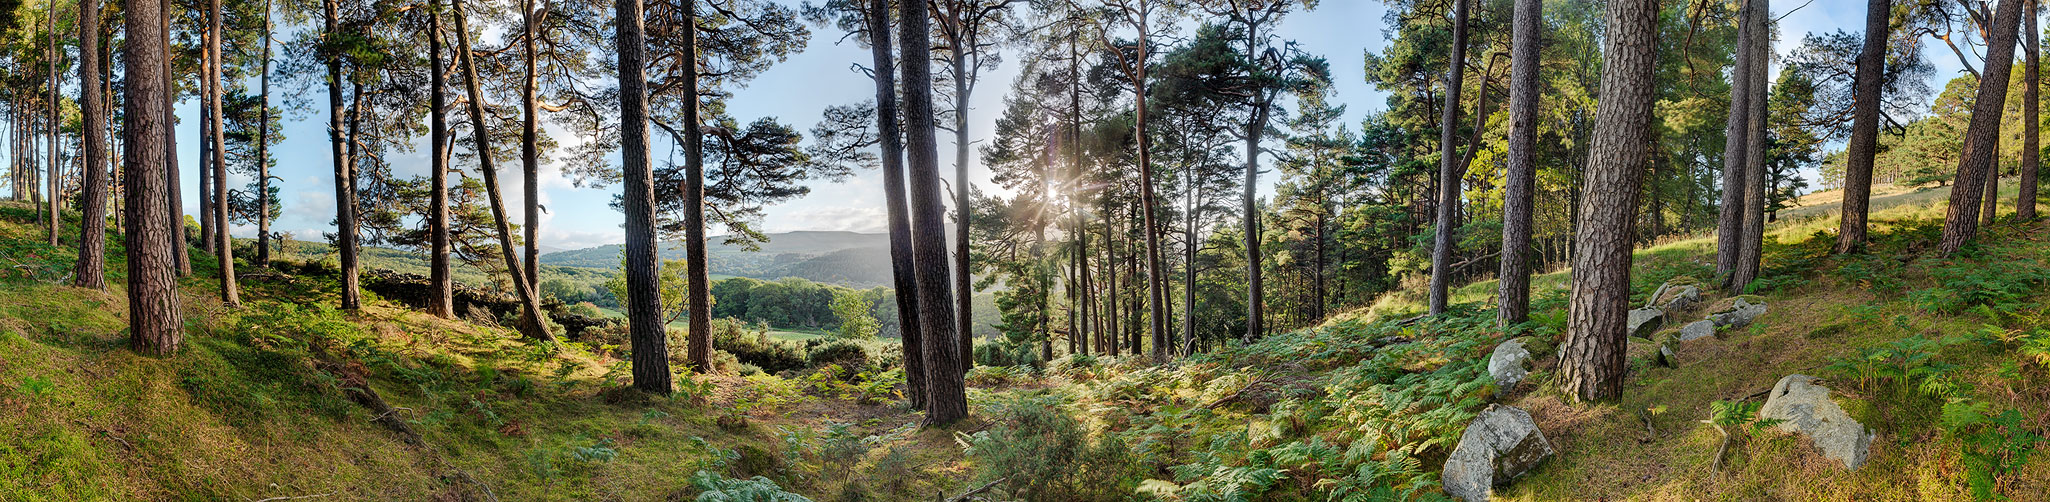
{"left": 1442, "top": 405, "right": 1555, "bottom": 502}
{"left": 1710, "top": 298, "right": 1768, "bottom": 328}
{"left": 1678, "top": 320, "right": 1717, "bottom": 342}
{"left": 1659, "top": 285, "right": 1701, "bottom": 311}
{"left": 1758, "top": 374, "right": 1874, "bottom": 470}
{"left": 1658, "top": 343, "right": 1678, "bottom": 367}
{"left": 1627, "top": 308, "right": 1665, "bottom": 339}
{"left": 1488, "top": 339, "right": 1532, "bottom": 389}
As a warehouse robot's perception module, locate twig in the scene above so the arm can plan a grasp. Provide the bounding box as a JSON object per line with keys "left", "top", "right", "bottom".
{"left": 943, "top": 477, "right": 1007, "bottom": 502}
{"left": 253, "top": 493, "right": 335, "bottom": 502}
{"left": 1711, "top": 425, "right": 1732, "bottom": 472}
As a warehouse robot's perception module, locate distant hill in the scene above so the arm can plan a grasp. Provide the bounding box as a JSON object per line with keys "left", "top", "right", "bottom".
{"left": 540, "top": 231, "right": 895, "bottom": 287}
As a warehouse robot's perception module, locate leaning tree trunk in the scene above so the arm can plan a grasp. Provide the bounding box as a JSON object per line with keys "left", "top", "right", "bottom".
{"left": 210, "top": 0, "right": 240, "bottom": 307}
{"left": 429, "top": 2, "right": 455, "bottom": 318}
{"left": 1497, "top": 0, "right": 1541, "bottom": 327}
{"left": 1716, "top": 0, "right": 1758, "bottom": 283}
{"left": 1559, "top": 0, "right": 1660, "bottom": 402}
{"left": 1833, "top": 0, "right": 1893, "bottom": 253}
{"left": 257, "top": 0, "right": 274, "bottom": 267}
{"left": 902, "top": 0, "right": 968, "bottom": 424}
{"left": 614, "top": 0, "right": 671, "bottom": 393}
{"left": 325, "top": 0, "right": 361, "bottom": 309}
{"left": 2025, "top": 0, "right": 2041, "bottom": 221}
{"left": 75, "top": 0, "right": 108, "bottom": 290}
{"left": 1732, "top": 2, "right": 1770, "bottom": 294}
{"left": 1128, "top": 14, "right": 1172, "bottom": 363}
{"left": 1940, "top": 0, "right": 2026, "bottom": 254}
{"left": 1428, "top": 0, "right": 1471, "bottom": 316}
{"left": 866, "top": 0, "right": 926, "bottom": 409}
{"left": 453, "top": 0, "right": 553, "bottom": 341}
{"left": 127, "top": 0, "right": 184, "bottom": 355}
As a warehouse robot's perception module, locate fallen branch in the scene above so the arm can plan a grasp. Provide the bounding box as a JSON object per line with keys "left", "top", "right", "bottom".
{"left": 943, "top": 477, "right": 1007, "bottom": 502}
{"left": 253, "top": 492, "right": 335, "bottom": 502}
{"left": 1204, "top": 378, "right": 1275, "bottom": 410}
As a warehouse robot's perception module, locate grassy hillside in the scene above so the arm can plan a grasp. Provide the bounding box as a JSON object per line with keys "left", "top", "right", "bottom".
{"left": 539, "top": 231, "right": 895, "bottom": 287}
{"left": 5, "top": 180, "right": 2049, "bottom": 501}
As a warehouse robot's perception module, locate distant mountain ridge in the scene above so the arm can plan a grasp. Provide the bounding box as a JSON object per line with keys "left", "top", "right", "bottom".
{"left": 539, "top": 231, "right": 894, "bottom": 287}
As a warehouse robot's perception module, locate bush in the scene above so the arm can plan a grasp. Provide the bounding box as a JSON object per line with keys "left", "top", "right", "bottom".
{"left": 963, "top": 396, "right": 1139, "bottom": 501}
{"left": 706, "top": 320, "right": 807, "bottom": 374}
{"left": 807, "top": 340, "right": 868, "bottom": 369}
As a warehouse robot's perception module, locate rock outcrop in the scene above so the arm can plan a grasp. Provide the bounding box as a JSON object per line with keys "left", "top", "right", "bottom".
{"left": 1758, "top": 374, "right": 1874, "bottom": 470}
{"left": 1442, "top": 405, "right": 1554, "bottom": 502}
{"left": 1709, "top": 297, "right": 1768, "bottom": 328}
{"left": 1678, "top": 320, "right": 1717, "bottom": 342}
{"left": 1489, "top": 339, "right": 1531, "bottom": 389}
{"left": 1627, "top": 308, "right": 1665, "bottom": 338}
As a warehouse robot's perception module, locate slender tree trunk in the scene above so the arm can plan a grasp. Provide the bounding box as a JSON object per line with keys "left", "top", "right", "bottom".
{"left": 165, "top": 0, "right": 190, "bottom": 277}
{"left": 902, "top": 0, "right": 968, "bottom": 424}
{"left": 1068, "top": 38, "right": 1093, "bottom": 355}
{"left": 1242, "top": 100, "right": 1268, "bottom": 342}
{"left": 1560, "top": 0, "right": 1659, "bottom": 402}
{"left": 1182, "top": 187, "right": 1197, "bottom": 354}
{"left": 951, "top": 50, "right": 976, "bottom": 376}
{"left": 614, "top": 0, "right": 670, "bottom": 393}
{"left": 74, "top": 0, "right": 108, "bottom": 290}
{"left": 127, "top": 0, "right": 183, "bottom": 355}
{"left": 257, "top": 1, "right": 274, "bottom": 267}
{"left": 453, "top": 0, "right": 553, "bottom": 341}
{"left": 1498, "top": 0, "right": 1541, "bottom": 326}
{"left": 199, "top": 88, "right": 214, "bottom": 255}
{"left": 428, "top": 3, "right": 455, "bottom": 318}
{"left": 1102, "top": 207, "right": 1118, "bottom": 355}
{"left": 1429, "top": 0, "right": 1470, "bottom": 315}
{"left": 680, "top": 1, "right": 714, "bottom": 372}
{"left": 1733, "top": 3, "right": 1770, "bottom": 293}
{"left": 1983, "top": 148, "right": 1999, "bottom": 225}
{"left": 866, "top": 0, "right": 926, "bottom": 408}
{"left": 521, "top": 0, "right": 542, "bottom": 290}
{"left": 2025, "top": 0, "right": 2041, "bottom": 221}
{"left": 1941, "top": 0, "right": 2026, "bottom": 253}
{"left": 1717, "top": 0, "right": 1757, "bottom": 283}
{"left": 1124, "top": 11, "right": 1171, "bottom": 362}
{"left": 1834, "top": 0, "right": 1891, "bottom": 252}
{"left": 48, "top": 0, "right": 61, "bottom": 248}
{"left": 324, "top": 0, "right": 360, "bottom": 308}
{"left": 210, "top": 0, "right": 240, "bottom": 307}
{"left": 1314, "top": 210, "right": 1326, "bottom": 320}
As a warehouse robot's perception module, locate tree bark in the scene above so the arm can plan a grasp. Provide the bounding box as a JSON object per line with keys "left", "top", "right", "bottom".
{"left": 48, "top": 0, "right": 61, "bottom": 248}
{"left": 866, "top": 0, "right": 926, "bottom": 408}
{"left": 75, "top": 0, "right": 108, "bottom": 290}
{"left": 210, "top": 0, "right": 240, "bottom": 307}
{"left": 522, "top": 0, "right": 542, "bottom": 291}
{"left": 952, "top": 41, "right": 976, "bottom": 377}
{"left": 614, "top": 0, "right": 670, "bottom": 393}
{"left": 325, "top": 0, "right": 361, "bottom": 309}
{"left": 1559, "top": 0, "right": 1659, "bottom": 402}
{"left": 2025, "top": 0, "right": 2041, "bottom": 221}
{"left": 1497, "top": 0, "right": 1540, "bottom": 327}
{"left": 1834, "top": 0, "right": 1892, "bottom": 253}
{"left": 429, "top": 2, "right": 454, "bottom": 318}
{"left": 1120, "top": 4, "right": 1171, "bottom": 363}
{"left": 902, "top": 0, "right": 968, "bottom": 424}
{"left": 127, "top": 0, "right": 184, "bottom": 355}
{"left": 681, "top": 1, "right": 714, "bottom": 373}
{"left": 1429, "top": 0, "right": 1470, "bottom": 316}
{"left": 1716, "top": 0, "right": 1757, "bottom": 283}
{"left": 453, "top": 0, "right": 553, "bottom": 341}
{"left": 165, "top": 0, "right": 190, "bottom": 277}
{"left": 1940, "top": 0, "right": 2025, "bottom": 253}
{"left": 1732, "top": 3, "right": 1770, "bottom": 294}
{"left": 257, "top": 0, "right": 274, "bottom": 267}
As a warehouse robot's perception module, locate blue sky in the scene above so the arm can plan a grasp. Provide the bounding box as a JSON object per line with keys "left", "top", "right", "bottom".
{"left": 179, "top": 0, "right": 1968, "bottom": 252}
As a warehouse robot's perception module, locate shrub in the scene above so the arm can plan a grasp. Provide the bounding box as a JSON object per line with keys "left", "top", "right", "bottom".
{"left": 964, "top": 395, "right": 1139, "bottom": 501}
{"left": 807, "top": 340, "right": 868, "bottom": 369}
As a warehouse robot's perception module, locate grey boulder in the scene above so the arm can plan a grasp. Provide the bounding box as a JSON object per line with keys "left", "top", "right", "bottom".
{"left": 1710, "top": 298, "right": 1768, "bottom": 328}
{"left": 1489, "top": 339, "right": 1531, "bottom": 389}
{"left": 1627, "top": 308, "right": 1665, "bottom": 339}
{"left": 1442, "top": 405, "right": 1555, "bottom": 502}
{"left": 1660, "top": 285, "right": 1701, "bottom": 311}
{"left": 1758, "top": 374, "right": 1874, "bottom": 470}
{"left": 1678, "top": 320, "right": 1717, "bottom": 342}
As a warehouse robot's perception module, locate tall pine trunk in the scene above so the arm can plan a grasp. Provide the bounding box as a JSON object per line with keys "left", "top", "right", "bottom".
{"left": 902, "top": 0, "right": 968, "bottom": 424}
{"left": 1716, "top": 0, "right": 1757, "bottom": 285}
{"left": 429, "top": 2, "right": 454, "bottom": 318}
{"left": 680, "top": 1, "right": 714, "bottom": 373}
{"left": 75, "top": 0, "right": 108, "bottom": 290}
{"left": 1125, "top": 7, "right": 1171, "bottom": 362}
{"left": 614, "top": 0, "right": 671, "bottom": 393}
{"left": 165, "top": 0, "right": 190, "bottom": 277}
{"left": 1732, "top": 3, "right": 1769, "bottom": 293}
{"left": 1497, "top": 0, "right": 1540, "bottom": 326}
{"left": 127, "top": 0, "right": 184, "bottom": 354}
{"left": 2025, "top": 0, "right": 2041, "bottom": 221}
{"left": 453, "top": 0, "right": 554, "bottom": 341}
{"left": 325, "top": 0, "right": 361, "bottom": 308}
{"left": 521, "top": 0, "right": 542, "bottom": 290}
{"left": 1559, "top": 0, "right": 1660, "bottom": 402}
{"left": 1939, "top": 0, "right": 2025, "bottom": 253}
{"left": 256, "top": 0, "right": 274, "bottom": 267}
{"left": 47, "top": 0, "right": 61, "bottom": 248}
{"left": 866, "top": 0, "right": 926, "bottom": 408}
{"left": 1833, "top": 0, "right": 1892, "bottom": 253}
{"left": 210, "top": 0, "right": 240, "bottom": 306}
{"left": 1428, "top": 0, "right": 1470, "bottom": 316}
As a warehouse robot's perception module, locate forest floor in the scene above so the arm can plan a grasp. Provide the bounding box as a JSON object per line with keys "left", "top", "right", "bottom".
{"left": 2, "top": 181, "right": 2048, "bottom": 501}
